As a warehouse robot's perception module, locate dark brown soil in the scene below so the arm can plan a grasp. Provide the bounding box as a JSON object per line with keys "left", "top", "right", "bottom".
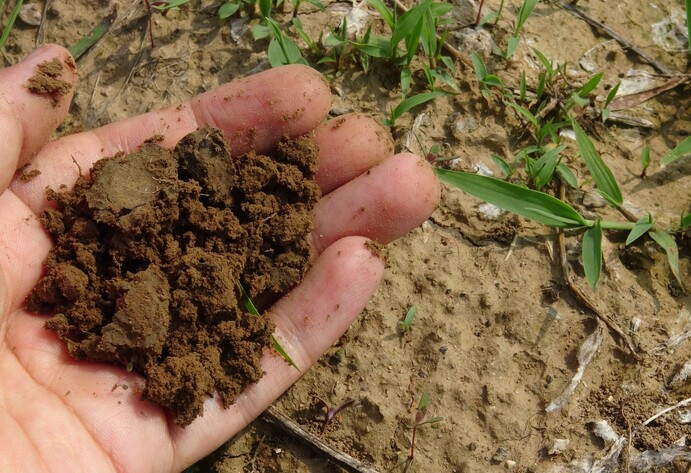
{"left": 27, "top": 127, "right": 320, "bottom": 426}
{"left": 24, "top": 57, "right": 73, "bottom": 106}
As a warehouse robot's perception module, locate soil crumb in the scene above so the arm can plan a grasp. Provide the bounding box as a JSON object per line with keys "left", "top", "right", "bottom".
{"left": 27, "top": 126, "right": 320, "bottom": 426}
{"left": 20, "top": 168, "right": 41, "bottom": 182}
{"left": 25, "top": 57, "right": 72, "bottom": 106}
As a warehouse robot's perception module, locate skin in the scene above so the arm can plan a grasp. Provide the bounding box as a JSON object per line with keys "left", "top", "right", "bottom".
{"left": 0, "top": 45, "right": 440, "bottom": 473}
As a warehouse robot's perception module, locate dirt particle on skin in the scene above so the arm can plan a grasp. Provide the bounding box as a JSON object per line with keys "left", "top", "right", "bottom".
{"left": 19, "top": 167, "right": 41, "bottom": 182}
{"left": 365, "top": 240, "right": 386, "bottom": 260}
{"left": 25, "top": 57, "right": 72, "bottom": 106}
{"left": 27, "top": 126, "right": 321, "bottom": 426}
{"left": 281, "top": 108, "right": 305, "bottom": 122}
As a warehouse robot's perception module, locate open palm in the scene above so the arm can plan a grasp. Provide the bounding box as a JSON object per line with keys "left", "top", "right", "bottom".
{"left": 0, "top": 45, "right": 440, "bottom": 472}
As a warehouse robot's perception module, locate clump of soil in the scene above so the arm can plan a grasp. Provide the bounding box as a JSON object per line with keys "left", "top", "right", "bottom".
{"left": 25, "top": 57, "right": 73, "bottom": 106}
{"left": 27, "top": 127, "right": 320, "bottom": 426}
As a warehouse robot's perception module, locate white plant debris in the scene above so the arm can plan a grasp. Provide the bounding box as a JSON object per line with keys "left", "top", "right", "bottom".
{"left": 588, "top": 436, "right": 625, "bottom": 473}
{"left": 651, "top": 308, "right": 691, "bottom": 354}
{"left": 629, "top": 445, "right": 691, "bottom": 472}
{"left": 650, "top": 9, "right": 688, "bottom": 53}
{"left": 477, "top": 202, "right": 505, "bottom": 220}
{"left": 473, "top": 162, "right": 493, "bottom": 177}
{"left": 546, "top": 325, "right": 605, "bottom": 412}
{"left": 548, "top": 438, "right": 570, "bottom": 456}
{"left": 591, "top": 420, "right": 620, "bottom": 445}
{"left": 669, "top": 359, "right": 691, "bottom": 390}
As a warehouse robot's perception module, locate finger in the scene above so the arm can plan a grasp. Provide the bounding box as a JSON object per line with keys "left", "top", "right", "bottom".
{"left": 10, "top": 64, "right": 331, "bottom": 213}
{"left": 311, "top": 153, "right": 441, "bottom": 253}
{"left": 169, "top": 236, "right": 384, "bottom": 469}
{"left": 313, "top": 113, "right": 394, "bottom": 194}
{"left": 0, "top": 44, "right": 76, "bottom": 193}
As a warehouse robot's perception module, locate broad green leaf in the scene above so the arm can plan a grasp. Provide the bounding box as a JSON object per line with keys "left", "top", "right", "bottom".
{"left": 556, "top": 163, "right": 579, "bottom": 189}
{"left": 572, "top": 120, "right": 623, "bottom": 206}
{"left": 478, "top": 11, "right": 497, "bottom": 26}
{"left": 403, "top": 10, "right": 425, "bottom": 64}
{"left": 350, "top": 35, "right": 393, "bottom": 57}
{"left": 491, "top": 154, "right": 513, "bottom": 178}
{"left": 582, "top": 219, "right": 603, "bottom": 288}
{"left": 151, "top": 0, "right": 191, "bottom": 9}
{"left": 418, "top": 416, "right": 443, "bottom": 425}
{"left": 366, "top": 0, "right": 395, "bottom": 29}
{"left": 505, "top": 36, "right": 520, "bottom": 59}
{"left": 679, "top": 213, "right": 691, "bottom": 230}
{"left": 391, "top": 90, "right": 450, "bottom": 122}
{"left": 429, "top": 2, "right": 453, "bottom": 17}
{"left": 418, "top": 391, "right": 431, "bottom": 411}
{"left": 258, "top": 0, "right": 272, "bottom": 19}
{"left": 400, "top": 67, "right": 412, "bottom": 99}
{"left": 649, "top": 231, "right": 684, "bottom": 289}
{"left": 267, "top": 35, "right": 307, "bottom": 67}
{"left": 252, "top": 23, "right": 272, "bottom": 40}
{"left": 218, "top": 1, "right": 241, "bottom": 19}
{"left": 470, "top": 52, "right": 487, "bottom": 80}
{"left": 626, "top": 215, "right": 654, "bottom": 245}
{"left": 272, "top": 334, "right": 300, "bottom": 371}
{"left": 640, "top": 145, "right": 650, "bottom": 173}
{"left": 435, "top": 170, "right": 588, "bottom": 228}
{"left": 661, "top": 136, "right": 691, "bottom": 165}
{"left": 392, "top": 0, "right": 431, "bottom": 46}
{"left": 533, "top": 145, "right": 567, "bottom": 188}
{"left": 399, "top": 305, "right": 417, "bottom": 331}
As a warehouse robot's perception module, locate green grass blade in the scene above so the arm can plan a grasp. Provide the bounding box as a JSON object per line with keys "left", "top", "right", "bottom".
{"left": 661, "top": 136, "right": 691, "bottom": 165}
{"left": 0, "top": 0, "right": 23, "bottom": 51}
{"left": 237, "top": 281, "right": 260, "bottom": 316}
{"left": 67, "top": 8, "right": 117, "bottom": 60}
{"left": 572, "top": 120, "right": 623, "bottom": 206}
{"left": 577, "top": 71, "right": 603, "bottom": 98}
{"left": 505, "top": 101, "right": 539, "bottom": 129}
{"left": 515, "top": 0, "right": 538, "bottom": 34}
{"left": 391, "top": 90, "right": 450, "bottom": 122}
{"left": 626, "top": 215, "right": 654, "bottom": 245}
{"left": 392, "top": 0, "right": 431, "bottom": 46}
{"left": 582, "top": 220, "right": 603, "bottom": 288}
{"left": 649, "top": 230, "right": 684, "bottom": 289}
{"left": 366, "top": 0, "right": 395, "bottom": 29}
{"left": 272, "top": 334, "right": 300, "bottom": 371}
{"left": 435, "top": 169, "right": 588, "bottom": 228}
{"left": 237, "top": 281, "right": 300, "bottom": 370}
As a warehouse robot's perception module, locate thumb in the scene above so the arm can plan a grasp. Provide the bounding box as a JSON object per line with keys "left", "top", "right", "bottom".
{"left": 0, "top": 44, "right": 77, "bottom": 193}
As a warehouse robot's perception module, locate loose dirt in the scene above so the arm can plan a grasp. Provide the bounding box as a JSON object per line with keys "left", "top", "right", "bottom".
{"left": 25, "top": 56, "right": 74, "bottom": 106}
{"left": 27, "top": 127, "right": 320, "bottom": 426}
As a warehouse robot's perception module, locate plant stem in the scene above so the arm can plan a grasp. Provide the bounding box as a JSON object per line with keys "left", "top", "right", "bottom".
{"left": 583, "top": 219, "right": 635, "bottom": 231}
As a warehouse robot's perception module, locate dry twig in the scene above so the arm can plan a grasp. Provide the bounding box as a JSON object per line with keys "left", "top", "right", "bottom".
{"left": 560, "top": 1, "right": 673, "bottom": 75}
{"left": 261, "top": 405, "right": 382, "bottom": 473}
{"left": 557, "top": 184, "right": 639, "bottom": 356}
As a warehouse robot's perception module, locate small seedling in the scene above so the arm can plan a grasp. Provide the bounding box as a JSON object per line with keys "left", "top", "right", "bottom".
{"left": 398, "top": 305, "right": 417, "bottom": 333}
{"left": 237, "top": 281, "right": 301, "bottom": 370}
{"left": 313, "top": 397, "right": 356, "bottom": 434}
{"left": 405, "top": 391, "right": 443, "bottom": 470}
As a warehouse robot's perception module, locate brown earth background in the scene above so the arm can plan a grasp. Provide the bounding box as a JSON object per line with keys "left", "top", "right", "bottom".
{"left": 4, "top": 0, "right": 690, "bottom": 472}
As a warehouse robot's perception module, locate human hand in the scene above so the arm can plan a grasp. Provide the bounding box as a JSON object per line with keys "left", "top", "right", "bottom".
{"left": 0, "top": 45, "right": 440, "bottom": 472}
